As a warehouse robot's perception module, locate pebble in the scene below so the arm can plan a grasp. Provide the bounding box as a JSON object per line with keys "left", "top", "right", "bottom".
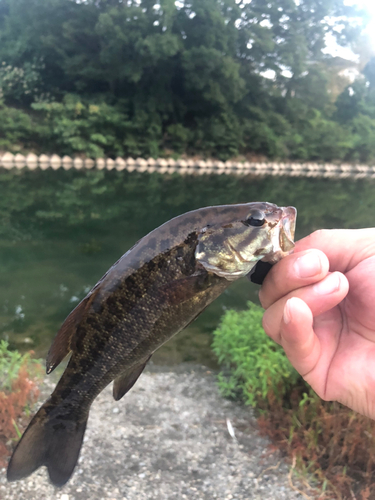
{"left": 1, "top": 365, "right": 304, "bottom": 500}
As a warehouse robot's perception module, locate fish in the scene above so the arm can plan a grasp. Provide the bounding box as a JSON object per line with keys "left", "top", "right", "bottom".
{"left": 7, "top": 202, "right": 296, "bottom": 487}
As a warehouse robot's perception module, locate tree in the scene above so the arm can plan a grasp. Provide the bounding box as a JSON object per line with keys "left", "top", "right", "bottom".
{"left": 0, "top": 0, "right": 370, "bottom": 161}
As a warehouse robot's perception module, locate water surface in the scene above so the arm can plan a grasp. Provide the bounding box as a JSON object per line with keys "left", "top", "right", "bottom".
{"left": 1, "top": 169, "right": 374, "bottom": 366}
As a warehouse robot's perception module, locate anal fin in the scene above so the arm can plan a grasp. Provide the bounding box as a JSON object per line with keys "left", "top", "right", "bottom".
{"left": 113, "top": 355, "right": 152, "bottom": 401}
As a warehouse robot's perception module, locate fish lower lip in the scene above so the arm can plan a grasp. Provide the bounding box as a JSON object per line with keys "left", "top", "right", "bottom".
{"left": 277, "top": 207, "right": 296, "bottom": 253}
{"left": 279, "top": 229, "right": 295, "bottom": 252}
{"left": 281, "top": 207, "right": 296, "bottom": 241}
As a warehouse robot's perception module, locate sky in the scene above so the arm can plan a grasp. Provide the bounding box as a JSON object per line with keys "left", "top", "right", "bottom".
{"left": 259, "top": 0, "right": 375, "bottom": 80}
{"left": 353, "top": 0, "right": 375, "bottom": 47}
{"left": 342, "top": 0, "right": 375, "bottom": 56}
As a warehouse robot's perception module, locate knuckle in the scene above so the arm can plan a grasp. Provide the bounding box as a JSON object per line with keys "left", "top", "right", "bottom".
{"left": 311, "top": 229, "right": 330, "bottom": 241}
{"left": 262, "top": 310, "right": 272, "bottom": 335}
{"left": 258, "top": 288, "right": 267, "bottom": 308}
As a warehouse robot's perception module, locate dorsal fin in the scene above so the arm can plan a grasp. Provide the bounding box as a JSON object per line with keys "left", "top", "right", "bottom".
{"left": 113, "top": 355, "right": 152, "bottom": 401}
{"left": 46, "top": 295, "right": 93, "bottom": 374}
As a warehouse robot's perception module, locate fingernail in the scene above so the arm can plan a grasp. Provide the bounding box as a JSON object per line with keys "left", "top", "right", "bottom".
{"left": 283, "top": 299, "right": 292, "bottom": 324}
{"left": 294, "top": 252, "right": 322, "bottom": 278}
{"left": 313, "top": 273, "right": 340, "bottom": 295}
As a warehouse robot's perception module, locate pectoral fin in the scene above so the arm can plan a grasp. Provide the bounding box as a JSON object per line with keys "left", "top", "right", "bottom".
{"left": 46, "top": 294, "right": 94, "bottom": 374}
{"left": 113, "top": 355, "right": 152, "bottom": 401}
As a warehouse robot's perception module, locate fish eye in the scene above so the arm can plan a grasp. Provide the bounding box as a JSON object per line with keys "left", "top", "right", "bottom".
{"left": 244, "top": 210, "right": 266, "bottom": 227}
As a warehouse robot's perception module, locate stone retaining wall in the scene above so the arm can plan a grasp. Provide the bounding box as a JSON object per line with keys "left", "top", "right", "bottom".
{"left": 1, "top": 152, "right": 374, "bottom": 178}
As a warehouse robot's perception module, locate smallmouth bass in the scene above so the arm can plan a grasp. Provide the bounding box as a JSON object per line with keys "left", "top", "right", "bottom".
{"left": 7, "top": 202, "right": 296, "bottom": 486}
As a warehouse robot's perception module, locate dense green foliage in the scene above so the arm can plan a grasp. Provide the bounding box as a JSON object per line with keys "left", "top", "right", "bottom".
{"left": 0, "top": 0, "right": 373, "bottom": 160}
{"left": 212, "top": 303, "right": 302, "bottom": 406}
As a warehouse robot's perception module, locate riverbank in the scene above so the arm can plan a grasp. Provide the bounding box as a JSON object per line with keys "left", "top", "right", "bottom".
{"left": 1, "top": 153, "right": 373, "bottom": 179}
{"left": 1, "top": 365, "right": 304, "bottom": 500}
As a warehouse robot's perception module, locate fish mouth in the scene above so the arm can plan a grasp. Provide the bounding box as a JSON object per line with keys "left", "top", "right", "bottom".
{"left": 279, "top": 206, "right": 296, "bottom": 253}
{"left": 262, "top": 205, "right": 297, "bottom": 264}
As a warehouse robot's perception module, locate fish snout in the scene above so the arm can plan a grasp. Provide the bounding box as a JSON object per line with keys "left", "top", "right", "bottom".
{"left": 280, "top": 206, "right": 296, "bottom": 253}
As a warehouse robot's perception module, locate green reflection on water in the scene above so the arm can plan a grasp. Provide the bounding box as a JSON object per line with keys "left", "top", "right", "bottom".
{"left": 1, "top": 169, "right": 374, "bottom": 366}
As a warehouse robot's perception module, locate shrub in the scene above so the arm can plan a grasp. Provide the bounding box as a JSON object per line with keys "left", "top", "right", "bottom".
{"left": 0, "top": 61, "right": 44, "bottom": 105}
{"left": 0, "top": 341, "right": 42, "bottom": 467}
{"left": 348, "top": 113, "right": 375, "bottom": 163}
{"left": 31, "top": 95, "right": 128, "bottom": 158}
{"left": 212, "top": 302, "right": 301, "bottom": 407}
{"left": 0, "top": 99, "right": 39, "bottom": 152}
{"left": 212, "top": 303, "right": 375, "bottom": 499}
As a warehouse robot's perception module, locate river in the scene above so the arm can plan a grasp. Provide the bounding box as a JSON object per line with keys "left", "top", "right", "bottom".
{"left": 1, "top": 168, "right": 374, "bottom": 365}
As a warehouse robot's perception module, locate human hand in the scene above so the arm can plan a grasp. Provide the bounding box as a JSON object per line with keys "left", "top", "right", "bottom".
{"left": 259, "top": 229, "right": 375, "bottom": 419}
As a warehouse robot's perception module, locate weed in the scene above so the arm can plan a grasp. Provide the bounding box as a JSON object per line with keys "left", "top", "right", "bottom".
{"left": 212, "top": 303, "right": 301, "bottom": 407}
{"left": 0, "top": 340, "right": 42, "bottom": 467}
{"left": 213, "top": 303, "right": 375, "bottom": 499}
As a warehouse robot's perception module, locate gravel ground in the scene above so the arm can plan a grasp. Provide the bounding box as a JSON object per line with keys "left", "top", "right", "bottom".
{"left": 1, "top": 365, "right": 304, "bottom": 500}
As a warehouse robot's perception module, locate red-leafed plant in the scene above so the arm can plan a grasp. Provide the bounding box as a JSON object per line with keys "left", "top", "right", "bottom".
{"left": 0, "top": 340, "right": 42, "bottom": 467}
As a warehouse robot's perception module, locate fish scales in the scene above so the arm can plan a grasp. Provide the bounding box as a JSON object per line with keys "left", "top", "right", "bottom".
{"left": 54, "top": 231, "right": 226, "bottom": 407}
{"left": 7, "top": 202, "right": 297, "bottom": 487}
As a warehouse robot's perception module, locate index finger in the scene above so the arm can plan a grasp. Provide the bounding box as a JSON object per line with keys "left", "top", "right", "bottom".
{"left": 259, "top": 249, "right": 329, "bottom": 309}
{"left": 296, "top": 228, "right": 375, "bottom": 273}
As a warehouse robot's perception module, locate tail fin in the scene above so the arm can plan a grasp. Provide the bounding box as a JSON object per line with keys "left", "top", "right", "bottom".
{"left": 7, "top": 403, "right": 88, "bottom": 487}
